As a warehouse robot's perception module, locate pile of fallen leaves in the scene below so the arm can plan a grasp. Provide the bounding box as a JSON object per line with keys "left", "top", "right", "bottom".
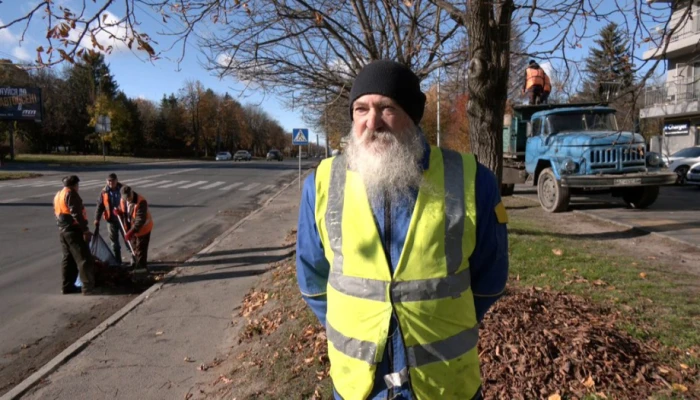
{"left": 480, "top": 286, "right": 698, "bottom": 399}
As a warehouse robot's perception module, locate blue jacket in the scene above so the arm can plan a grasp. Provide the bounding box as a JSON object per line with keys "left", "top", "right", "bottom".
{"left": 296, "top": 144, "right": 508, "bottom": 400}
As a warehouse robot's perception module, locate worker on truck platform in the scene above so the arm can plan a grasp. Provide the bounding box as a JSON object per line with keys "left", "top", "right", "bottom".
{"left": 53, "top": 175, "right": 97, "bottom": 295}
{"left": 114, "top": 185, "right": 153, "bottom": 274}
{"left": 522, "top": 59, "right": 548, "bottom": 105}
{"left": 94, "top": 173, "right": 124, "bottom": 264}
{"left": 296, "top": 60, "right": 509, "bottom": 400}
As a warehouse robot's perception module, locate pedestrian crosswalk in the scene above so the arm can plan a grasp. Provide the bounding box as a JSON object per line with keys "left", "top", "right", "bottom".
{"left": 0, "top": 178, "right": 278, "bottom": 194}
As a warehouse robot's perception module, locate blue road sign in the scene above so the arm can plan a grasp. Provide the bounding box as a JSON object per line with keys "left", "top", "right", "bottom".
{"left": 292, "top": 128, "right": 309, "bottom": 145}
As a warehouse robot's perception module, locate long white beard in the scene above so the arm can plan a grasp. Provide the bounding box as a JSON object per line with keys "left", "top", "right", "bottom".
{"left": 345, "top": 126, "right": 425, "bottom": 205}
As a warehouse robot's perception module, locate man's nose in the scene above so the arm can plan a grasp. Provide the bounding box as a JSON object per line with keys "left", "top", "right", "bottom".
{"left": 365, "top": 108, "right": 384, "bottom": 132}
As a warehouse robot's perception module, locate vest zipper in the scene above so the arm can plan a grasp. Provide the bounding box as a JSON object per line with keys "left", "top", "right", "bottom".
{"left": 384, "top": 193, "right": 413, "bottom": 398}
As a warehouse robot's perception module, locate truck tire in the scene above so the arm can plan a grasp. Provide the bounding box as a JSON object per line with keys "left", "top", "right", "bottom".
{"left": 500, "top": 183, "right": 515, "bottom": 197}
{"left": 537, "top": 168, "right": 570, "bottom": 213}
{"left": 622, "top": 186, "right": 659, "bottom": 209}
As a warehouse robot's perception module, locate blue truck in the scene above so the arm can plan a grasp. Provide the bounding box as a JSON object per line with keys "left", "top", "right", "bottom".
{"left": 502, "top": 103, "right": 677, "bottom": 212}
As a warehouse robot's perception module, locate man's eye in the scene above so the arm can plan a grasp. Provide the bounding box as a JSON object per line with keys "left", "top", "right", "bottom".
{"left": 354, "top": 107, "right": 368, "bottom": 113}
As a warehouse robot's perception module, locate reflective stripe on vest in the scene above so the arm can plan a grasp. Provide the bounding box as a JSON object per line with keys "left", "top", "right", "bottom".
{"left": 315, "top": 147, "right": 481, "bottom": 400}
{"left": 526, "top": 67, "right": 545, "bottom": 89}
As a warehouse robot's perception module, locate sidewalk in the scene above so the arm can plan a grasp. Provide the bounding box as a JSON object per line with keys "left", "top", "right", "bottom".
{"left": 14, "top": 178, "right": 304, "bottom": 400}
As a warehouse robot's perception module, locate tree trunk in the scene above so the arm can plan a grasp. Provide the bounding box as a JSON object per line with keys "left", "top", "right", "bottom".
{"left": 466, "top": 0, "right": 514, "bottom": 184}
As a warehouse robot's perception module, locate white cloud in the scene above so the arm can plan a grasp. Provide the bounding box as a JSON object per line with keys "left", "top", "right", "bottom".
{"left": 68, "top": 11, "right": 133, "bottom": 55}
{"left": 0, "top": 19, "right": 19, "bottom": 45}
{"left": 12, "top": 46, "right": 31, "bottom": 61}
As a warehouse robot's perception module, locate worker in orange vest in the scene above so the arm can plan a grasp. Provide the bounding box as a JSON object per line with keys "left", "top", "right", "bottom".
{"left": 542, "top": 74, "right": 552, "bottom": 104}
{"left": 522, "top": 60, "right": 547, "bottom": 105}
{"left": 114, "top": 185, "right": 154, "bottom": 273}
{"left": 53, "top": 175, "right": 96, "bottom": 295}
{"left": 94, "top": 173, "right": 123, "bottom": 263}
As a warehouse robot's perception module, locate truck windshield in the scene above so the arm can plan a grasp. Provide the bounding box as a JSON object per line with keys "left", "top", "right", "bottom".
{"left": 547, "top": 112, "right": 618, "bottom": 134}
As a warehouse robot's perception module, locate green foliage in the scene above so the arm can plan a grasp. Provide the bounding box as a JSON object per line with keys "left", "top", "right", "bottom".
{"left": 582, "top": 22, "right": 634, "bottom": 103}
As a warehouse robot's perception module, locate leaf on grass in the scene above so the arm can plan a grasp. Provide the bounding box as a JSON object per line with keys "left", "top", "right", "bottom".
{"left": 548, "top": 394, "right": 561, "bottom": 400}
{"left": 639, "top": 272, "right": 647, "bottom": 279}
{"left": 592, "top": 279, "right": 606, "bottom": 286}
{"left": 552, "top": 249, "right": 563, "bottom": 256}
{"left": 672, "top": 383, "right": 688, "bottom": 392}
{"left": 583, "top": 376, "right": 595, "bottom": 388}
{"left": 679, "top": 363, "right": 689, "bottom": 370}
{"left": 658, "top": 366, "right": 669, "bottom": 374}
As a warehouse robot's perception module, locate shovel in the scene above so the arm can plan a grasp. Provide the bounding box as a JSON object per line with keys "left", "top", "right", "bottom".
{"left": 115, "top": 210, "right": 137, "bottom": 260}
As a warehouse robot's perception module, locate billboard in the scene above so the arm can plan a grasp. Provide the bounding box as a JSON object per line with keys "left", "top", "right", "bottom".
{"left": 0, "top": 87, "right": 42, "bottom": 122}
{"left": 663, "top": 122, "right": 689, "bottom": 136}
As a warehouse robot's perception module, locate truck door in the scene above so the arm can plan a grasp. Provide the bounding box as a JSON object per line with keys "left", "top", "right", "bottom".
{"left": 525, "top": 116, "right": 545, "bottom": 173}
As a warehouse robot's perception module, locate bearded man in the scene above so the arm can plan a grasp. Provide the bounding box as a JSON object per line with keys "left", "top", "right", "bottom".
{"left": 296, "top": 60, "right": 509, "bottom": 400}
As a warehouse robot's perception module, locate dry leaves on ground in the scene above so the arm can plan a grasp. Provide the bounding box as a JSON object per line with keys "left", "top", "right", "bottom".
{"left": 479, "top": 286, "right": 697, "bottom": 399}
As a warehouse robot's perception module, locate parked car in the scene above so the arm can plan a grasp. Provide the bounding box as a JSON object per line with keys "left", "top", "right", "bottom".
{"left": 215, "top": 151, "right": 232, "bottom": 161}
{"left": 233, "top": 150, "right": 252, "bottom": 161}
{"left": 266, "top": 149, "right": 283, "bottom": 161}
{"left": 665, "top": 146, "right": 700, "bottom": 184}
{"left": 686, "top": 161, "right": 700, "bottom": 188}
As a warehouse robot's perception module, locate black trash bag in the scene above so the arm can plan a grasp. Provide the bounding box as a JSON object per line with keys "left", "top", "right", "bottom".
{"left": 90, "top": 231, "right": 120, "bottom": 266}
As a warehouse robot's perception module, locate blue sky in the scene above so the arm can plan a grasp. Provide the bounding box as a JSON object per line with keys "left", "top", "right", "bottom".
{"left": 0, "top": 1, "right": 671, "bottom": 143}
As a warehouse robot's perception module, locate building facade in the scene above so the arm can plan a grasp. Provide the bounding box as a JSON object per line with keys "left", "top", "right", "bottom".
{"left": 641, "top": 0, "right": 700, "bottom": 155}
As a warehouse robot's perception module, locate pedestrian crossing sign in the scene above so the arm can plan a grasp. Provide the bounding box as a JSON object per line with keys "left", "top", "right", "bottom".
{"left": 292, "top": 128, "right": 309, "bottom": 145}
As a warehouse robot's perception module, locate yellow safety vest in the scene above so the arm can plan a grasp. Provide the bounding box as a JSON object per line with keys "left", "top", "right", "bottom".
{"left": 314, "top": 146, "right": 481, "bottom": 400}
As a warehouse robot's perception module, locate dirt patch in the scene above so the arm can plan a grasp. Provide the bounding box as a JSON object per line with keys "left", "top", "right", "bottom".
{"left": 0, "top": 295, "right": 135, "bottom": 396}
{"left": 481, "top": 286, "right": 698, "bottom": 399}
{"left": 506, "top": 196, "right": 700, "bottom": 280}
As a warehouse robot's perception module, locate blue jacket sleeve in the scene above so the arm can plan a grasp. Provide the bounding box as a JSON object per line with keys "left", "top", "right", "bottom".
{"left": 469, "top": 164, "right": 509, "bottom": 322}
{"left": 296, "top": 171, "right": 330, "bottom": 326}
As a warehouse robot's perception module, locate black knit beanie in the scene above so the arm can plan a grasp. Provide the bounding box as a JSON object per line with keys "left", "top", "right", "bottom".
{"left": 349, "top": 60, "right": 426, "bottom": 124}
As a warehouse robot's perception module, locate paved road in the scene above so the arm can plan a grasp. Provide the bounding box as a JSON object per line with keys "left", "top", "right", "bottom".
{"left": 515, "top": 184, "right": 700, "bottom": 248}
{"left": 0, "top": 159, "right": 313, "bottom": 394}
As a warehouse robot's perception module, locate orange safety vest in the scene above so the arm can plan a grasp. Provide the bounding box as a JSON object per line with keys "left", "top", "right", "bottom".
{"left": 526, "top": 67, "right": 546, "bottom": 90}
{"left": 123, "top": 195, "right": 153, "bottom": 237}
{"left": 543, "top": 74, "right": 551, "bottom": 93}
{"left": 53, "top": 187, "right": 87, "bottom": 226}
{"left": 101, "top": 191, "right": 113, "bottom": 220}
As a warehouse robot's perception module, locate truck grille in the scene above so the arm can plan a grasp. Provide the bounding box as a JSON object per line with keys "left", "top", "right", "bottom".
{"left": 589, "top": 147, "right": 645, "bottom": 171}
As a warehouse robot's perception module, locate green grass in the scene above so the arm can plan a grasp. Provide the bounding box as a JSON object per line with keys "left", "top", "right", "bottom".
{"left": 12, "top": 154, "right": 179, "bottom": 165}
{"left": 0, "top": 172, "right": 42, "bottom": 181}
{"left": 508, "top": 217, "right": 700, "bottom": 355}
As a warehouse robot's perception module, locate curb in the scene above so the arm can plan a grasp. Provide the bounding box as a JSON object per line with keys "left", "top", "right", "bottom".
{"left": 1, "top": 170, "right": 311, "bottom": 400}
{"left": 513, "top": 194, "right": 700, "bottom": 251}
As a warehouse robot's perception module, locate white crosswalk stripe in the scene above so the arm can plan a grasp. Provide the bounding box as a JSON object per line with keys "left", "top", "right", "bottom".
{"left": 158, "top": 180, "right": 189, "bottom": 188}
{"left": 128, "top": 180, "right": 154, "bottom": 187}
{"left": 220, "top": 182, "right": 243, "bottom": 191}
{"left": 139, "top": 180, "right": 171, "bottom": 188}
{"left": 240, "top": 183, "right": 260, "bottom": 191}
{"left": 200, "top": 181, "right": 225, "bottom": 190}
{"left": 263, "top": 184, "right": 275, "bottom": 191}
{"left": 180, "top": 180, "right": 207, "bottom": 189}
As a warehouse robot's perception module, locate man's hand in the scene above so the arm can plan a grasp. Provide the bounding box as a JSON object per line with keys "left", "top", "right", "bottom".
{"left": 124, "top": 230, "right": 134, "bottom": 242}
{"left": 83, "top": 231, "right": 93, "bottom": 243}
{"left": 113, "top": 208, "right": 123, "bottom": 217}
{"left": 93, "top": 219, "right": 99, "bottom": 227}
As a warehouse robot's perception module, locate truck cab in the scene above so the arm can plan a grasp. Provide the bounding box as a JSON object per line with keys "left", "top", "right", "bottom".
{"left": 503, "top": 103, "right": 676, "bottom": 212}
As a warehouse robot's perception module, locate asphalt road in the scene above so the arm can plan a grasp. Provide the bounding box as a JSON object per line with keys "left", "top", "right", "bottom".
{"left": 515, "top": 183, "right": 700, "bottom": 249}
{"left": 0, "top": 159, "right": 313, "bottom": 395}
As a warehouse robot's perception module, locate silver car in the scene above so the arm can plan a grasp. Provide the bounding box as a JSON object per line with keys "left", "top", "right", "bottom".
{"left": 686, "top": 162, "right": 700, "bottom": 188}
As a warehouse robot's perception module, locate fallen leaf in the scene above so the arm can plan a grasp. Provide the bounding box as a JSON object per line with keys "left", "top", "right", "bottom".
{"left": 592, "top": 279, "right": 606, "bottom": 286}
{"left": 583, "top": 376, "right": 595, "bottom": 388}
{"left": 155, "top": 331, "right": 164, "bottom": 336}
{"left": 548, "top": 394, "right": 561, "bottom": 400}
{"left": 184, "top": 357, "right": 195, "bottom": 363}
{"left": 552, "top": 249, "right": 563, "bottom": 256}
{"left": 658, "top": 366, "right": 670, "bottom": 374}
{"left": 680, "top": 363, "right": 689, "bottom": 369}
{"left": 639, "top": 272, "right": 647, "bottom": 279}
{"left": 672, "top": 383, "right": 688, "bottom": 392}
{"left": 595, "top": 393, "right": 608, "bottom": 399}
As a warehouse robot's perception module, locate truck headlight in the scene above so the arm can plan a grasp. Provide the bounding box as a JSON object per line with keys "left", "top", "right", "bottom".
{"left": 562, "top": 158, "right": 577, "bottom": 174}
{"left": 646, "top": 152, "right": 661, "bottom": 167}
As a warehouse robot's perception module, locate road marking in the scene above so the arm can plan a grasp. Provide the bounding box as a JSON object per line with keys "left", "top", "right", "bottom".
{"left": 263, "top": 184, "right": 275, "bottom": 191}
{"left": 180, "top": 180, "right": 207, "bottom": 189}
{"left": 129, "top": 180, "right": 154, "bottom": 187}
{"left": 240, "top": 183, "right": 260, "bottom": 191}
{"left": 158, "top": 180, "right": 189, "bottom": 188}
{"left": 138, "top": 180, "right": 170, "bottom": 188}
{"left": 220, "top": 182, "right": 243, "bottom": 191}
{"left": 201, "top": 181, "right": 225, "bottom": 190}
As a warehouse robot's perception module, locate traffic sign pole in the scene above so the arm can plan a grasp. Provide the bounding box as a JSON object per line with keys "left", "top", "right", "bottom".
{"left": 292, "top": 128, "right": 309, "bottom": 191}
{"left": 298, "top": 145, "right": 302, "bottom": 190}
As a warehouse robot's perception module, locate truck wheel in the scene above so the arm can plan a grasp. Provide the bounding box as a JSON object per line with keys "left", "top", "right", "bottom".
{"left": 500, "top": 183, "right": 515, "bottom": 197}
{"left": 537, "top": 168, "right": 570, "bottom": 213}
{"left": 622, "top": 186, "right": 659, "bottom": 209}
